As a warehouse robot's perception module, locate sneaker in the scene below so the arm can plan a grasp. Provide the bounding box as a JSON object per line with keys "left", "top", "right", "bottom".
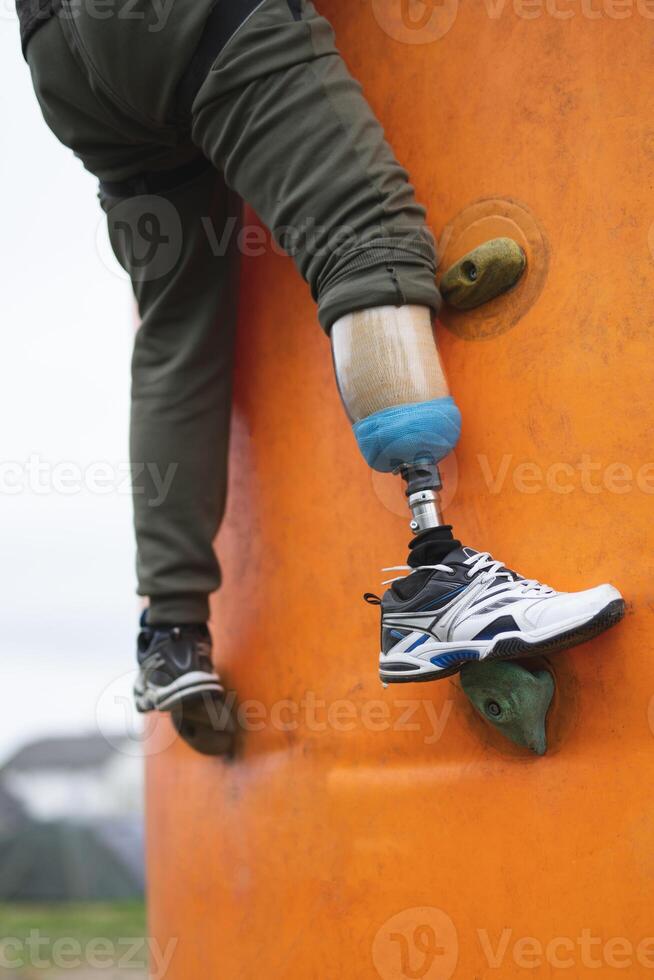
{"left": 134, "top": 616, "right": 224, "bottom": 712}
{"left": 374, "top": 547, "right": 625, "bottom": 684}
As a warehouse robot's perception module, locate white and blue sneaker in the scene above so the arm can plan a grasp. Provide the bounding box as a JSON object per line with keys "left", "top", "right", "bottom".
{"left": 373, "top": 546, "right": 625, "bottom": 684}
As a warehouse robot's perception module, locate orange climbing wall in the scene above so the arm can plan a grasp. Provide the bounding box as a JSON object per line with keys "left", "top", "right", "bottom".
{"left": 146, "top": 3, "right": 654, "bottom": 977}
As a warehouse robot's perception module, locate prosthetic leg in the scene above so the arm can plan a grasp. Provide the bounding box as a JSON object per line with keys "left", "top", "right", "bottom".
{"left": 333, "top": 304, "right": 624, "bottom": 756}
{"left": 331, "top": 305, "right": 460, "bottom": 534}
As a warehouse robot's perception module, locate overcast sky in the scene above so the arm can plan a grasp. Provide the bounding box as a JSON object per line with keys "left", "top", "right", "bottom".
{"left": 1, "top": 10, "right": 142, "bottom": 764}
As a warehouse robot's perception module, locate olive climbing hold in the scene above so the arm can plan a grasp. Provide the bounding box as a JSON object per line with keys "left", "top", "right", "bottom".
{"left": 440, "top": 237, "right": 527, "bottom": 310}
{"left": 460, "top": 661, "right": 555, "bottom": 755}
{"left": 171, "top": 691, "right": 237, "bottom": 757}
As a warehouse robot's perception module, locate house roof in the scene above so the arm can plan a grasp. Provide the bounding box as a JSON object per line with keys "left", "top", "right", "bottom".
{"left": 1, "top": 733, "right": 128, "bottom": 773}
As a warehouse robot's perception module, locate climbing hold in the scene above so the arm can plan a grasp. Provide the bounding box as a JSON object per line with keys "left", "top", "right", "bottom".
{"left": 170, "top": 691, "right": 237, "bottom": 757}
{"left": 440, "top": 237, "right": 527, "bottom": 310}
{"left": 460, "top": 661, "right": 555, "bottom": 755}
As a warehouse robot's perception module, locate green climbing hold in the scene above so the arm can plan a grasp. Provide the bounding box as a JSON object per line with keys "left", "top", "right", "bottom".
{"left": 440, "top": 237, "right": 527, "bottom": 310}
{"left": 460, "top": 661, "right": 555, "bottom": 755}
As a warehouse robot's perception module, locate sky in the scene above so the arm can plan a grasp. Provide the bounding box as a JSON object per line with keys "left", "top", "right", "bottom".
{"left": 0, "top": 8, "right": 142, "bottom": 765}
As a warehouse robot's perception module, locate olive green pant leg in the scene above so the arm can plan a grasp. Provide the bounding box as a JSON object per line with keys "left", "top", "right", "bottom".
{"left": 103, "top": 171, "right": 243, "bottom": 625}
{"left": 27, "top": 15, "right": 241, "bottom": 624}
{"left": 28, "top": 14, "right": 242, "bottom": 625}
{"left": 191, "top": 0, "right": 440, "bottom": 334}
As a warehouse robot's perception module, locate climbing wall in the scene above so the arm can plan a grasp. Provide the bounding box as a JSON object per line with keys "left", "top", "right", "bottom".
{"left": 146, "top": 2, "right": 654, "bottom": 976}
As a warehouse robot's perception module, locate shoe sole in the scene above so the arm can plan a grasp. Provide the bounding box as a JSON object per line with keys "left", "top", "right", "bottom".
{"left": 135, "top": 678, "right": 224, "bottom": 713}
{"left": 487, "top": 597, "right": 626, "bottom": 662}
{"left": 379, "top": 598, "right": 626, "bottom": 685}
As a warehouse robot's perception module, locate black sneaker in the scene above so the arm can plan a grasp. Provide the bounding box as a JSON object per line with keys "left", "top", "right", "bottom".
{"left": 134, "top": 614, "right": 224, "bottom": 713}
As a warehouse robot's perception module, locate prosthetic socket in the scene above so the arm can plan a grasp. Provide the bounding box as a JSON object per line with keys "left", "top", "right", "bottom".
{"left": 331, "top": 306, "right": 461, "bottom": 533}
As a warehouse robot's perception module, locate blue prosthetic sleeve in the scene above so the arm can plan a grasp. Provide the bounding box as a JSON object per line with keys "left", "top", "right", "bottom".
{"left": 353, "top": 397, "right": 461, "bottom": 473}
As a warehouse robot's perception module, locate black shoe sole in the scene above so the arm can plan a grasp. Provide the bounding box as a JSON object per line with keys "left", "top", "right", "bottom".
{"left": 380, "top": 663, "right": 464, "bottom": 684}
{"left": 486, "top": 597, "right": 625, "bottom": 663}
{"left": 379, "top": 599, "right": 625, "bottom": 685}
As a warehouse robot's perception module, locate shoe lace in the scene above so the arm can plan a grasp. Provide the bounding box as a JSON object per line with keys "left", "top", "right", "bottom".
{"left": 382, "top": 563, "right": 455, "bottom": 585}
{"left": 382, "top": 551, "right": 554, "bottom": 594}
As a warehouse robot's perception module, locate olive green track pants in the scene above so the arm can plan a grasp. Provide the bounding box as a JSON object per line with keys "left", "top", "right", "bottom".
{"left": 27, "top": 0, "right": 440, "bottom": 623}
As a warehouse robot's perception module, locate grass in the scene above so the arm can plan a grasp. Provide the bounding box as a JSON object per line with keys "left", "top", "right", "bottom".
{"left": 0, "top": 901, "right": 147, "bottom": 973}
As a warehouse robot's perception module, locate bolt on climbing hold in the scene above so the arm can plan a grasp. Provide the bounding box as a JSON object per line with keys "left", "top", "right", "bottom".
{"left": 440, "top": 237, "right": 527, "bottom": 310}
{"left": 460, "top": 660, "right": 555, "bottom": 755}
